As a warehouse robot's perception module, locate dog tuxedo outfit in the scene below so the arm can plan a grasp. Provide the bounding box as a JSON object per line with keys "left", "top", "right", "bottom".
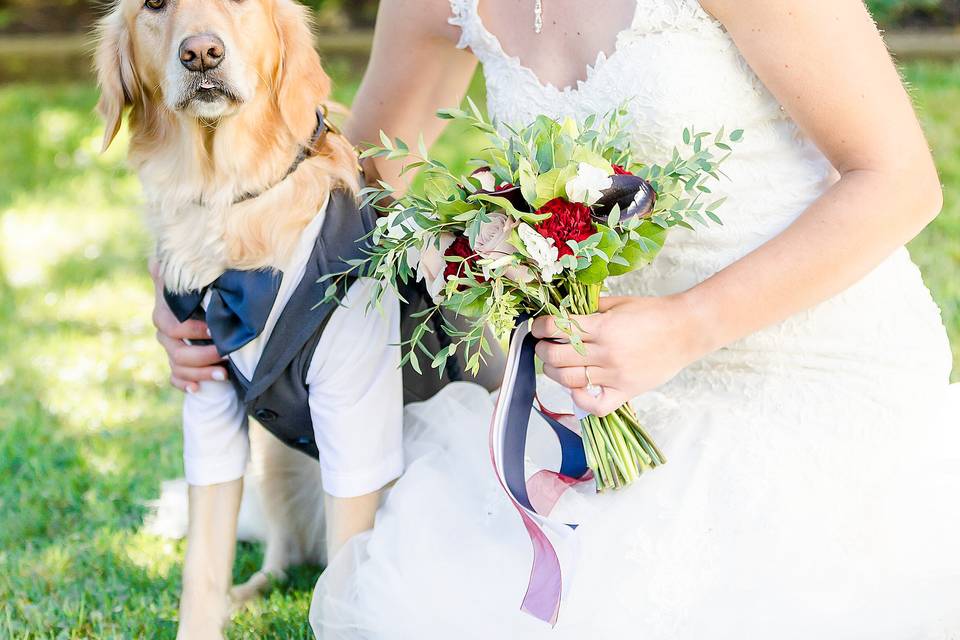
{"left": 164, "top": 189, "right": 405, "bottom": 498}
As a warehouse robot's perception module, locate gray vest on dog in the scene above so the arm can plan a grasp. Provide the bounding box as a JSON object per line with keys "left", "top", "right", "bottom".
{"left": 223, "top": 189, "right": 505, "bottom": 459}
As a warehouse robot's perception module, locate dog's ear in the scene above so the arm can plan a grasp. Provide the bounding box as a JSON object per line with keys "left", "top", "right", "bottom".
{"left": 94, "top": 8, "right": 139, "bottom": 152}
{"left": 274, "top": 0, "right": 332, "bottom": 142}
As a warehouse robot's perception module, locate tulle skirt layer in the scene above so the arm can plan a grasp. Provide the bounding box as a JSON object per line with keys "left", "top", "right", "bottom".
{"left": 311, "top": 373, "right": 960, "bottom": 639}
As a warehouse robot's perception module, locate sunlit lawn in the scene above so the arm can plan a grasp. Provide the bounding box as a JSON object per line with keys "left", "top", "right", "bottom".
{"left": 0, "top": 61, "right": 957, "bottom": 638}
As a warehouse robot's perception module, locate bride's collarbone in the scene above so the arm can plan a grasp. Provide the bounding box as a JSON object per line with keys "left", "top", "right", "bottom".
{"left": 474, "top": 0, "right": 638, "bottom": 89}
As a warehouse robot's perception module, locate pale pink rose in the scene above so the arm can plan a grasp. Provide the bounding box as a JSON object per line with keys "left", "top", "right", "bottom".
{"left": 474, "top": 213, "right": 533, "bottom": 283}
{"left": 474, "top": 213, "right": 516, "bottom": 259}
{"left": 417, "top": 233, "right": 455, "bottom": 301}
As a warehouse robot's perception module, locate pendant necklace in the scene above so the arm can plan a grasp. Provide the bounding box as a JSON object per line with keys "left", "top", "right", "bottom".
{"left": 534, "top": 0, "right": 543, "bottom": 33}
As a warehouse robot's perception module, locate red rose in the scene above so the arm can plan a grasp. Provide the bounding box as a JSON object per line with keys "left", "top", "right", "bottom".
{"left": 534, "top": 198, "right": 595, "bottom": 258}
{"left": 444, "top": 235, "right": 484, "bottom": 282}
{"left": 612, "top": 164, "right": 632, "bottom": 175}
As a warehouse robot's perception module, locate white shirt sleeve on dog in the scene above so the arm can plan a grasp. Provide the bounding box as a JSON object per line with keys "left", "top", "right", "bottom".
{"left": 181, "top": 378, "right": 250, "bottom": 486}
{"left": 306, "top": 278, "right": 405, "bottom": 498}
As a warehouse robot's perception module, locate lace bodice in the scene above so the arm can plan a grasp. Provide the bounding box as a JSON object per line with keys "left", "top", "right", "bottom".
{"left": 449, "top": 0, "right": 953, "bottom": 394}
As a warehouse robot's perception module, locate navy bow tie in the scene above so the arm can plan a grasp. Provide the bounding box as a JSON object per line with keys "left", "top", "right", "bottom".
{"left": 164, "top": 269, "right": 284, "bottom": 356}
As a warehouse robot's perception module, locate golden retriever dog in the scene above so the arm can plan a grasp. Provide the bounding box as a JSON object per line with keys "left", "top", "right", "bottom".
{"left": 94, "top": 0, "right": 371, "bottom": 637}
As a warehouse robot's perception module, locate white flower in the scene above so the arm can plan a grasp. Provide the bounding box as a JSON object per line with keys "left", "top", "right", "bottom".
{"left": 517, "top": 223, "right": 562, "bottom": 282}
{"left": 417, "top": 233, "right": 455, "bottom": 303}
{"left": 565, "top": 162, "right": 613, "bottom": 206}
{"left": 471, "top": 167, "right": 497, "bottom": 192}
{"left": 378, "top": 202, "right": 424, "bottom": 240}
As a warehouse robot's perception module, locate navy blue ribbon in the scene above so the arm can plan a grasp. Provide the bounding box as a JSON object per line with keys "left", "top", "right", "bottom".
{"left": 501, "top": 323, "right": 589, "bottom": 514}
{"left": 164, "top": 269, "right": 283, "bottom": 356}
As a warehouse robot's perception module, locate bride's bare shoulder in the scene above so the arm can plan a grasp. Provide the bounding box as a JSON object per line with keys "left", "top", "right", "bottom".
{"left": 377, "top": 0, "right": 463, "bottom": 43}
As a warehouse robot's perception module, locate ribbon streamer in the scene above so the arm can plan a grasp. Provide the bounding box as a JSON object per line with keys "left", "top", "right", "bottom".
{"left": 489, "top": 319, "right": 592, "bottom": 626}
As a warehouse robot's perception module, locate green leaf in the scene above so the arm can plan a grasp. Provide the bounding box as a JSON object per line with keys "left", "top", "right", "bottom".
{"left": 409, "top": 349, "right": 422, "bottom": 374}
{"left": 444, "top": 286, "right": 490, "bottom": 318}
{"left": 518, "top": 158, "right": 538, "bottom": 206}
{"left": 468, "top": 193, "right": 549, "bottom": 223}
{"left": 434, "top": 198, "right": 480, "bottom": 223}
{"left": 607, "top": 203, "right": 622, "bottom": 229}
{"left": 571, "top": 146, "right": 614, "bottom": 173}
{"left": 417, "top": 133, "right": 429, "bottom": 160}
{"left": 730, "top": 129, "right": 744, "bottom": 142}
{"left": 608, "top": 222, "right": 667, "bottom": 276}
{"left": 466, "top": 96, "right": 484, "bottom": 122}
{"left": 575, "top": 227, "right": 623, "bottom": 284}
{"left": 436, "top": 108, "right": 467, "bottom": 120}
{"left": 532, "top": 164, "right": 578, "bottom": 208}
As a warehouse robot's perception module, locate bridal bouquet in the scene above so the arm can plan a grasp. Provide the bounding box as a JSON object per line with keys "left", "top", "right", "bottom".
{"left": 326, "top": 101, "right": 739, "bottom": 492}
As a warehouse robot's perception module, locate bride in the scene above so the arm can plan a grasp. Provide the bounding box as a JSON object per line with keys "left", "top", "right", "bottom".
{"left": 153, "top": 0, "right": 959, "bottom": 636}
{"left": 310, "top": 0, "right": 960, "bottom": 637}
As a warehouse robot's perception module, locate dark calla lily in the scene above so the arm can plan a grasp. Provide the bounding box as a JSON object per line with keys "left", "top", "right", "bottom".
{"left": 466, "top": 168, "right": 533, "bottom": 212}
{"left": 592, "top": 174, "right": 657, "bottom": 223}
{"left": 485, "top": 184, "right": 534, "bottom": 213}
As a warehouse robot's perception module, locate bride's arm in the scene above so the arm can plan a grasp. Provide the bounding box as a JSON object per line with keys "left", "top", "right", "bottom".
{"left": 345, "top": 0, "right": 478, "bottom": 189}
{"left": 534, "top": 0, "right": 943, "bottom": 415}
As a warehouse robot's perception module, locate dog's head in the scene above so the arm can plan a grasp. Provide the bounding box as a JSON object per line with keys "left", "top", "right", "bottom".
{"left": 95, "top": 0, "right": 332, "bottom": 151}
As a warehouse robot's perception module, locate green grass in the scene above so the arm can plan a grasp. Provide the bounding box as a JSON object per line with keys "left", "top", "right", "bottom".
{"left": 0, "top": 61, "right": 957, "bottom": 638}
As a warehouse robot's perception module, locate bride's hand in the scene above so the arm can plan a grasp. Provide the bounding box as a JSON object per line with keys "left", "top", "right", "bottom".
{"left": 531, "top": 293, "right": 715, "bottom": 417}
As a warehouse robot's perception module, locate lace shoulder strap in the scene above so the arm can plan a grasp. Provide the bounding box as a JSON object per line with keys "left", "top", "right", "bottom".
{"left": 626, "top": 0, "right": 719, "bottom": 36}
{"left": 448, "top": 0, "right": 508, "bottom": 60}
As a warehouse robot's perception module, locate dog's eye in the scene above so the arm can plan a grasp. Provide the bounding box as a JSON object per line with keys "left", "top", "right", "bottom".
{"left": 144, "top": 0, "right": 166, "bottom": 10}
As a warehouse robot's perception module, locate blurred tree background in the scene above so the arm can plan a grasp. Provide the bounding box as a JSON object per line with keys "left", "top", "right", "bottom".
{"left": 0, "top": 0, "right": 957, "bottom": 34}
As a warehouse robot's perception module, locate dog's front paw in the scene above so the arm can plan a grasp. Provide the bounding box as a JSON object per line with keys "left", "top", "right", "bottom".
{"left": 175, "top": 619, "right": 226, "bottom": 640}
{"left": 229, "top": 568, "right": 288, "bottom": 612}
{"left": 177, "top": 590, "right": 231, "bottom": 640}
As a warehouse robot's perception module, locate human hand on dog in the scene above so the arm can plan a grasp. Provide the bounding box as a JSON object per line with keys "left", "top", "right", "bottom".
{"left": 151, "top": 262, "right": 228, "bottom": 393}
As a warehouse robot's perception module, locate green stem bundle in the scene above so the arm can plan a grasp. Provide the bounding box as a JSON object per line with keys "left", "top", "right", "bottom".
{"left": 563, "top": 280, "right": 666, "bottom": 491}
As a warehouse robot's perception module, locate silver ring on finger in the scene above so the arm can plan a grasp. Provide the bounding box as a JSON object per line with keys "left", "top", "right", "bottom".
{"left": 584, "top": 366, "right": 603, "bottom": 398}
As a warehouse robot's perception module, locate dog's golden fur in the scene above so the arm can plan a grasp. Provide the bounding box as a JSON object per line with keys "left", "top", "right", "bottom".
{"left": 95, "top": 0, "right": 361, "bottom": 619}
{"left": 96, "top": 0, "right": 357, "bottom": 292}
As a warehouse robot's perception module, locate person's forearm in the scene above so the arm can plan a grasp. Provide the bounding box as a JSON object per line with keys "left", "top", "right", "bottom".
{"left": 343, "top": 0, "right": 476, "bottom": 192}
{"left": 686, "top": 165, "right": 942, "bottom": 354}
{"left": 346, "top": 61, "right": 475, "bottom": 190}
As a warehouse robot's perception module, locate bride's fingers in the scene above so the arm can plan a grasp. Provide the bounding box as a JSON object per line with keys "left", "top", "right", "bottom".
{"left": 570, "top": 386, "right": 623, "bottom": 418}
{"left": 596, "top": 296, "right": 630, "bottom": 312}
{"left": 530, "top": 314, "right": 603, "bottom": 342}
{"left": 542, "top": 364, "right": 611, "bottom": 390}
{"left": 535, "top": 339, "right": 602, "bottom": 368}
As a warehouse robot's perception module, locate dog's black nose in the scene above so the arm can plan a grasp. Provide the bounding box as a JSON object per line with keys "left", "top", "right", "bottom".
{"left": 179, "top": 34, "right": 225, "bottom": 72}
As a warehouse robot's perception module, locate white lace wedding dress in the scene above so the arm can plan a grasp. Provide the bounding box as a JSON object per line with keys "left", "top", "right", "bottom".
{"left": 310, "top": 0, "right": 960, "bottom": 637}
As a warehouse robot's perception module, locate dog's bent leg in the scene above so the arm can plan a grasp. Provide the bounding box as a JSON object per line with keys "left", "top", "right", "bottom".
{"left": 177, "top": 479, "right": 243, "bottom": 640}
{"left": 324, "top": 490, "right": 381, "bottom": 561}
{"left": 230, "top": 425, "right": 326, "bottom": 608}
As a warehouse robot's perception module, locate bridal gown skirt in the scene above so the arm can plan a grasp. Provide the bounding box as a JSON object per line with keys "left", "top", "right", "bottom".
{"left": 309, "top": 0, "right": 960, "bottom": 633}
{"left": 311, "top": 252, "right": 960, "bottom": 639}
